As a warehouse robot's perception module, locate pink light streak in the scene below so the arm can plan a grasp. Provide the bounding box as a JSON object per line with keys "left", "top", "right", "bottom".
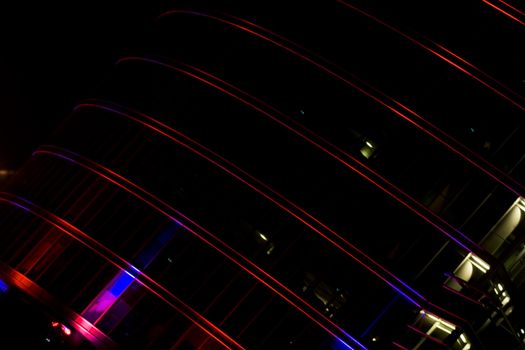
{"left": 159, "top": 7, "right": 525, "bottom": 198}
{"left": 155, "top": 10, "right": 520, "bottom": 250}
{"left": 0, "top": 193, "right": 244, "bottom": 350}
{"left": 34, "top": 144, "right": 367, "bottom": 350}
{"left": 71, "top": 100, "right": 467, "bottom": 325}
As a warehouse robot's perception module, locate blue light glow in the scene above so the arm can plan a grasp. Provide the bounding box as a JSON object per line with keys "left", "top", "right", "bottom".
{"left": 0, "top": 279, "right": 8, "bottom": 293}
{"left": 135, "top": 223, "right": 179, "bottom": 269}
{"left": 332, "top": 336, "right": 356, "bottom": 350}
{"left": 83, "top": 222, "right": 179, "bottom": 323}
{"left": 109, "top": 271, "right": 135, "bottom": 296}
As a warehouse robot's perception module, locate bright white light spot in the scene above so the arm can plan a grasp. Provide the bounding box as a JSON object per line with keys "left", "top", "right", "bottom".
{"left": 468, "top": 253, "right": 490, "bottom": 273}
{"left": 61, "top": 324, "right": 71, "bottom": 336}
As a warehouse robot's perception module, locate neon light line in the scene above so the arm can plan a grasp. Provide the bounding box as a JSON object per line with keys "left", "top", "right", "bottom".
{"left": 82, "top": 225, "right": 178, "bottom": 325}
{"left": 392, "top": 341, "right": 410, "bottom": 349}
{"left": 72, "top": 100, "right": 469, "bottom": 326}
{"left": 153, "top": 12, "right": 516, "bottom": 246}
{"left": 72, "top": 101, "right": 426, "bottom": 305}
{"left": 483, "top": 0, "right": 525, "bottom": 26}
{"left": 336, "top": 0, "right": 525, "bottom": 111}
{"left": 336, "top": 1, "right": 525, "bottom": 190}
{"left": 407, "top": 324, "right": 448, "bottom": 347}
{"left": 218, "top": 283, "right": 257, "bottom": 327}
{"left": 221, "top": 8, "right": 524, "bottom": 109}
{"left": 83, "top": 270, "right": 137, "bottom": 324}
{"left": 33, "top": 146, "right": 367, "bottom": 350}
{"left": 157, "top": 9, "right": 525, "bottom": 197}
{"left": 430, "top": 42, "right": 525, "bottom": 104}
{"left": 118, "top": 57, "right": 475, "bottom": 326}
{"left": 115, "top": 56, "right": 480, "bottom": 252}
{"left": 119, "top": 57, "right": 445, "bottom": 294}
{"left": 333, "top": 1, "right": 525, "bottom": 193}
{"left": 0, "top": 263, "right": 117, "bottom": 349}
{"left": 441, "top": 284, "right": 484, "bottom": 306}
{"left": 214, "top": 1, "right": 525, "bottom": 195}
{"left": 499, "top": 0, "right": 525, "bottom": 17}
{"left": 0, "top": 193, "right": 244, "bottom": 350}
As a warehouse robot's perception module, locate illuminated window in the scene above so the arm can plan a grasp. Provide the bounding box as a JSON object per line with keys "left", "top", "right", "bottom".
{"left": 480, "top": 197, "right": 525, "bottom": 256}
{"left": 445, "top": 252, "right": 490, "bottom": 291}
{"left": 493, "top": 282, "right": 512, "bottom": 308}
{"left": 413, "top": 311, "right": 471, "bottom": 349}
{"left": 479, "top": 197, "right": 525, "bottom": 283}
{"left": 360, "top": 138, "right": 377, "bottom": 159}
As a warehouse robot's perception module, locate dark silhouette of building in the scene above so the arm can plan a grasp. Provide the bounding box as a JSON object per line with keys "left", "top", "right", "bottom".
{"left": 0, "top": 1, "right": 525, "bottom": 349}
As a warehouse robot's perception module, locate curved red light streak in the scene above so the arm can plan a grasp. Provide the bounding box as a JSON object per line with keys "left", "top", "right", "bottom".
{"left": 73, "top": 101, "right": 427, "bottom": 303}
{"left": 157, "top": 9, "right": 525, "bottom": 198}
{"left": 336, "top": 1, "right": 525, "bottom": 110}
{"left": 34, "top": 145, "right": 367, "bottom": 349}
{"left": 0, "top": 5, "right": 502, "bottom": 347}
{"left": 334, "top": 1, "right": 525, "bottom": 191}
{"left": 499, "top": 0, "right": 525, "bottom": 17}
{"left": 483, "top": 0, "right": 525, "bottom": 26}
{"left": 70, "top": 100, "right": 469, "bottom": 326}
{"left": 154, "top": 10, "right": 525, "bottom": 248}
{"left": 430, "top": 41, "right": 525, "bottom": 104}
{"left": 392, "top": 341, "right": 410, "bottom": 350}
{"left": 0, "top": 193, "right": 244, "bottom": 350}
{"left": 115, "top": 56, "right": 480, "bottom": 253}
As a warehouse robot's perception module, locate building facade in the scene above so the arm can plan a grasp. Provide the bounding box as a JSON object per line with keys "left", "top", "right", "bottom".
{"left": 1, "top": 1, "right": 524, "bottom": 349}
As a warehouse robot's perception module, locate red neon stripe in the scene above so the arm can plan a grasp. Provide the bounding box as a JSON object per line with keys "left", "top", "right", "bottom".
{"left": 154, "top": 11, "right": 516, "bottom": 245}
{"left": 499, "top": 0, "right": 525, "bottom": 17}
{"left": 34, "top": 146, "right": 367, "bottom": 349}
{"left": 483, "top": 0, "right": 525, "bottom": 26}
{"left": 0, "top": 194, "right": 244, "bottom": 350}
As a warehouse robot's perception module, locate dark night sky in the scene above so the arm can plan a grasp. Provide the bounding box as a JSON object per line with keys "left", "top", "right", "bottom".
{"left": 0, "top": 1, "right": 163, "bottom": 169}
{"left": 0, "top": 0, "right": 524, "bottom": 169}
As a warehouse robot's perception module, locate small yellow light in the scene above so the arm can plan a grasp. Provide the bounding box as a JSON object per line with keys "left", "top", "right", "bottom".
{"left": 257, "top": 232, "right": 268, "bottom": 241}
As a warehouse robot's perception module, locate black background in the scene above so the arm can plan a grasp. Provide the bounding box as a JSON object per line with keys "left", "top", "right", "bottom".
{"left": 0, "top": 1, "right": 163, "bottom": 169}
{"left": 0, "top": 0, "right": 523, "bottom": 168}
